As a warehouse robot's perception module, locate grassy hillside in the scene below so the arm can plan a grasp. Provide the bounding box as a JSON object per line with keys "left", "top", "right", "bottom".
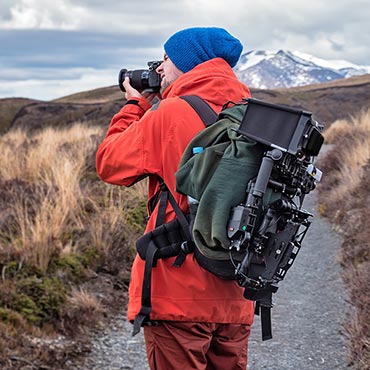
{"left": 318, "top": 107, "right": 370, "bottom": 369}
{"left": 251, "top": 73, "right": 370, "bottom": 127}
{"left": 0, "top": 98, "right": 39, "bottom": 134}
{"left": 1, "top": 74, "right": 370, "bottom": 135}
{"left": 0, "top": 124, "right": 147, "bottom": 368}
{"left": 1, "top": 77, "right": 370, "bottom": 368}
{"left": 53, "top": 85, "right": 122, "bottom": 104}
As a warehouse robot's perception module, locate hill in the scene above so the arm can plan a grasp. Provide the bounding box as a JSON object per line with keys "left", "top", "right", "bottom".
{"left": 1, "top": 74, "right": 370, "bottom": 133}
{"left": 0, "top": 97, "right": 39, "bottom": 134}
{"left": 1, "top": 74, "right": 369, "bottom": 369}
{"left": 249, "top": 73, "right": 370, "bottom": 126}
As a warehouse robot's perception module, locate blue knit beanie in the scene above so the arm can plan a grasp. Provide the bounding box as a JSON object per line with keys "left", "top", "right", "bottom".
{"left": 164, "top": 27, "right": 243, "bottom": 72}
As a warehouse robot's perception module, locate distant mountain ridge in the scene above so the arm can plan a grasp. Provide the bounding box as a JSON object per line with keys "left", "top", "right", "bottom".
{"left": 1, "top": 73, "right": 370, "bottom": 135}
{"left": 235, "top": 50, "right": 370, "bottom": 89}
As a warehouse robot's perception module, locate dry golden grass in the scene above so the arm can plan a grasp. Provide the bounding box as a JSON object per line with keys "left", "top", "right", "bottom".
{"left": 89, "top": 186, "right": 131, "bottom": 256}
{"left": 89, "top": 180, "right": 147, "bottom": 256}
{"left": 0, "top": 123, "right": 146, "bottom": 273}
{"left": 324, "top": 108, "right": 370, "bottom": 143}
{"left": 321, "top": 108, "right": 370, "bottom": 208}
{"left": 0, "top": 124, "right": 101, "bottom": 183}
{"left": 64, "top": 287, "right": 105, "bottom": 329}
{"left": 318, "top": 106, "right": 370, "bottom": 369}
{"left": 0, "top": 122, "right": 148, "bottom": 367}
{"left": 0, "top": 124, "right": 101, "bottom": 272}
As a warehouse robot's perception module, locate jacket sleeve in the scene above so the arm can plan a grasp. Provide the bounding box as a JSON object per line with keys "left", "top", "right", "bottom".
{"left": 96, "top": 97, "right": 163, "bottom": 186}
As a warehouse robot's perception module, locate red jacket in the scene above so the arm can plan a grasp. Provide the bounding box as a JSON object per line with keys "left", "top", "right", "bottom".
{"left": 96, "top": 58, "right": 254, "bottom": 324}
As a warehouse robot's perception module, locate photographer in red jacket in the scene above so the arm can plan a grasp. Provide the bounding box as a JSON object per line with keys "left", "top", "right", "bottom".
{"left": 96, "top": 27, "right": 254, "bottom": 370}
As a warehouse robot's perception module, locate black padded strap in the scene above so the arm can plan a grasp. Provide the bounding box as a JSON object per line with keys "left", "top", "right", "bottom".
{"left": 180, "top": 95, "right": 218, "bottom": 127}
{"left": 132, "top": 240, "right": 158, "bottom": 336}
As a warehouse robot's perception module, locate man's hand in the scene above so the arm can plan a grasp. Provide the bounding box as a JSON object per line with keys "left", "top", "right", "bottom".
{"left": 123, "top": 77, "right": 161, "bottom": 105}
{"left": 122, "top": 77, "right": 142, "bottom": 100}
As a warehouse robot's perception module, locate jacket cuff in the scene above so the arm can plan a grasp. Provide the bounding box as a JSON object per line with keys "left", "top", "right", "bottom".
{"left": 124, "top": 96, "right": 152, "bottom": 112}
{"left": 125, "top": 99, "right": 140, "bottom": 106}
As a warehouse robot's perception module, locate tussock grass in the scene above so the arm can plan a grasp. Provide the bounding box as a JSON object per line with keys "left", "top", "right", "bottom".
{"left": 324, "top": 108, "right": 370, "bottom": 144}
{"left": 0, "top": 123, "right": 147, "bottom": 367}
{"left": 0, "top": 124, "right": 100, "bottom": 183}
{"left": 321, "top": 108, "right": 370, "bottom": 212}
{"left": 0, "top": 124, "right": 100, "bottom": 272}
{"left": 318, "top": 106, "right": 370, "bottom": 369}
{"left": 61, "top": 288, "right": 105, "bottom": 334}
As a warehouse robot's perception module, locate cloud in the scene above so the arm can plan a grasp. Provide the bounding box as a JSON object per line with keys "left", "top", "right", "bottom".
{"left": 0, "top": 29, "right": 163, "bottom": 69}
{"left": 0, "top": 0, "right": 369, "bottom": 99}
{"left": 0, "top": 0, "right": 86, "bottom": 30}
{"left": 2, "top": 0, "right": 369, "bottom": 64}
{"left": 0, "top": 0, "right": 187, "bottom": 34}
{"left": 0, "top": 29, "right": 164, "bottom": 100}
{"left": 0, "top": 67, "right": 120, "bottom": 100}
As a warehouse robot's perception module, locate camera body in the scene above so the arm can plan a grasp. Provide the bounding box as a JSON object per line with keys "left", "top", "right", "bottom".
{"left": 118, "top": 61, "right": 162, "bottom": 93}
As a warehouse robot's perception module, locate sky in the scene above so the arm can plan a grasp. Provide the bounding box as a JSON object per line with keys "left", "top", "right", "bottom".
{"left": 1, "top": 0, "right": 370, "bottom": 101}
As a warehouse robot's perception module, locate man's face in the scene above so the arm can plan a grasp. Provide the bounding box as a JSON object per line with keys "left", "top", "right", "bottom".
{"left": 156, "top": 54, "right": 184, "bottom": 93}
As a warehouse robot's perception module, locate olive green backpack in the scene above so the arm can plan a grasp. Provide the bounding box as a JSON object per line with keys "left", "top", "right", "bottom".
{"left": 134, "top": 96, "right": 323, "bottom": 341}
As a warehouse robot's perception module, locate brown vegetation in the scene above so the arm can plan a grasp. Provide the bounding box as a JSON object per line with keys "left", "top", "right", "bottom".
{"left": 318, "top": 107, "right": 370, "bottom": 369}
{"left": 1, "top": 75, "right": 370, "bottom": 368}
{"left": 0, "top": 123, "right": 147, "bottom": 368}
{"left": 2, "top": 74, "right": 370, "bottom": 135}
{"left": 252, "top": 73, "right": 370, "bottom": 127}
{"left": 0, "top": 98, "right": 39, "bottom": 134}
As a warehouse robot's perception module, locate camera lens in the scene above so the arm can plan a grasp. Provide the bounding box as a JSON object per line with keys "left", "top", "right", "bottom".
{"left": 125, "top": 70, "right": 150, "bottom": 92}
{"left": 119, "top": 69, "right": 150, "bottom": 92}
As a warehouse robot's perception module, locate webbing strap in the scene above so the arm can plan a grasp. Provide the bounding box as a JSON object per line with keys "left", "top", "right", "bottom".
{"left": 173, "top": 241, "right": 194, "bottom": 267}
{"left": 255, "top": 292, "right": 273, "bottom": 341}
{"left": 155, "top": 182, "right": 168, "bottom": 227}
{"left": 180, "top": 95, "right": 218, "bottom": 127}
{"left": 156, "top": 178, "right": 191, "bottom": 240}
{"left": 132, "top": 240, "right": 158, "bottom": 336}
{"left": 261, "top": 306, "right": 272, "bottom": 341}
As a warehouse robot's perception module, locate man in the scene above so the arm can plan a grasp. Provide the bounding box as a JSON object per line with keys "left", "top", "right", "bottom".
{"left": 96, "top": 27, "right": 254, "bottom": 370}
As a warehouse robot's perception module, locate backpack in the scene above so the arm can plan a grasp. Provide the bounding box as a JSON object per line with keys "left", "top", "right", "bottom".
{"left": 133, "top": 96, "right": 324, "bottom": 340}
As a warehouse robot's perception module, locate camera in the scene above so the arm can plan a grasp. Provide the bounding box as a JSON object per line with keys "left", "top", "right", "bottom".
{"left": 118, "top": 61, "right": 162, "bottom": 93}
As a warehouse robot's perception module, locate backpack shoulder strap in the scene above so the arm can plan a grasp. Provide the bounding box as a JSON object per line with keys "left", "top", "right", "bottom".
{"left": 153, "top": 96, "right": 218, "bottom": 227}
{"left": 180, "top": 95, "right": 218, "bottom": 127}
{"left": 133, "top": 97, "right": 221, "bottom": 336}
{"left": 156, "top": 177, "right": 191, "bottom": 240}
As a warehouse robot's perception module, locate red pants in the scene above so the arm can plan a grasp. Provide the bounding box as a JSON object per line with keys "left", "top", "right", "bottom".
{"left": 144, "top": 321, "right": 251, "bottom": 370}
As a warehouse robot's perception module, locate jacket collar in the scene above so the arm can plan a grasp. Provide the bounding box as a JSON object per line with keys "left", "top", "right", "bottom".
{"left": 162, "top": 58, "right": 236, "bottom": 100}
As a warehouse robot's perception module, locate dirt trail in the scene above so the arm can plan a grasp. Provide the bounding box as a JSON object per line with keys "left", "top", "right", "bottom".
{"left": 248, "top": 189, "right": 350, "bottom": 369}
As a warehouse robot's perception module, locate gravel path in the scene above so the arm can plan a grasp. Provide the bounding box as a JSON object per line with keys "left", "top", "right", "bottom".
{"left": 247, "top": 189, "right": 350, "bottom": 369}
{"left": 70, "top": 149, "right": 350, "bottom": 370}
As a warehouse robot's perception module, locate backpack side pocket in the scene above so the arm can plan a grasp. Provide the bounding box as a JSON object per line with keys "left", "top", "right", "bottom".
{"left": 176, "top": 142, "right": 228, "bottom": 200}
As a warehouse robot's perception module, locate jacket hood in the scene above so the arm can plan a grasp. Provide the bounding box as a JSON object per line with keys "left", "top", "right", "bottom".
{"left": 162, "top": 58, "right": 250, "bottom": 107}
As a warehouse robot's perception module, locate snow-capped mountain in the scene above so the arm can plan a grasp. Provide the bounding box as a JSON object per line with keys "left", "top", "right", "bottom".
{"left": 234, "top": 50, "right": 370, "bottom": 89}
